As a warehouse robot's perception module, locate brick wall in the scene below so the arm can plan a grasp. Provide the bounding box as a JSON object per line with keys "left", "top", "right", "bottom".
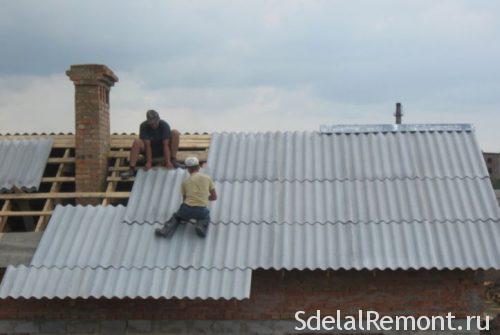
{"left": 0, "top": 269, "right": 483, "bottom": 320}
{"left": 484, "top": 152, "right": 500, "bottom": 179}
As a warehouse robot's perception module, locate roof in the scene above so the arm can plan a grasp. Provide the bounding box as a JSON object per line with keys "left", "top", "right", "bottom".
{"left": 122, "top": 124, "right": 500, "bottom": 271}
{"left": 124, "top": 169, "right": 499, "bottom": 225}
{"left": 0, "top": 232, "right": 43, "bottom": 267}
{"left": 2, "top": 123, "right": 500, "bottom": 300}
{"left": 0, "top": 133, "right": 210, "bottom": 230}
{"left": 205, "top": 127, "right": 487, "bottom": 182}
{"left": 0, "top": 138, "right": 53, "bottom": 192}
{"left": 0, "top": 265, "right": 250, "bottom": 299}
{"left": 32, "top": 204, "right": 500, "bottom": 270}
{"left": 0, "top": 205, "right": 251, "bottom": 300}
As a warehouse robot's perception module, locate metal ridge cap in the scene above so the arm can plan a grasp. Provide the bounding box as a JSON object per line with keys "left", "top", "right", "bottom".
{"left": 319, "top": 124, "right": 473, "bottom": 134}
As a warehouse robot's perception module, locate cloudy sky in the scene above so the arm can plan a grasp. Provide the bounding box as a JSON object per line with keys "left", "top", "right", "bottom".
{"left": 0, "top": 1, "right": 499, "bottom": 151}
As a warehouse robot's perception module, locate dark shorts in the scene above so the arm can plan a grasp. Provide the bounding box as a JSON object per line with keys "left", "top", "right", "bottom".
{"left": 150, "top": 141, "right": 164, "bottom": 158}
{"left": 174, "top": 204, "right": 210, "bottom": 222}
{"left": 140, "top": 141, "right": 164, "bottom": 159}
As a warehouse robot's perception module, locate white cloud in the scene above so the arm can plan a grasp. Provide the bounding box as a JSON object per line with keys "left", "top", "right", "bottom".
{"left": 0, "top": 74, "right": 73, "bottom": 133}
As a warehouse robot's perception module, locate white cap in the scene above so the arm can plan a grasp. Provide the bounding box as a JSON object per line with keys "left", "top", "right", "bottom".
{"left": 184, "top": 156, "right": 200, "bottom": 167}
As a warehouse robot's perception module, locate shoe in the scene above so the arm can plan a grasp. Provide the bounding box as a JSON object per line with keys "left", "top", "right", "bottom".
{"left": 171, "top": 158, "right": 186, "bottom": 169}
{"left": 155, "top": 217, "right": 180, "bottom": 238}
{"left": 120, "top": 168, "right": 137, "bottom": 179}
{"left": 194, "top": 219, "right": 209, "bottom": 238}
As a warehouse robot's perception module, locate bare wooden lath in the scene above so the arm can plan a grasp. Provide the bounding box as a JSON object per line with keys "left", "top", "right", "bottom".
{"left": 0, "top": 133, "right": 211, "bottom": 233}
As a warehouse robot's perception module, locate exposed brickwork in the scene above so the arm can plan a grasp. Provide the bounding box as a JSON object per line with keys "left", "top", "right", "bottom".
{"left": 484, "top": 152, "right": 500, "bottom": 179}
{"left": 0, "top": 270, "right": 483, "bottom": 321}
{"left": 66, "top": 64, "right": 118, "bottom": 205}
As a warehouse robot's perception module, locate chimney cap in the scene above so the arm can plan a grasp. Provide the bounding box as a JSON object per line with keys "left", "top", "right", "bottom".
{"left": 66, "top": 64, "right": 118, "bottom": 87}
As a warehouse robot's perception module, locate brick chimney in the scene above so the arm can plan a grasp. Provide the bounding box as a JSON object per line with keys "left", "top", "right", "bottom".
{"left": 66, "top": 64, "right": 118, "bottom": 205}
{"left": 395, "top": 102, "right": 403, "bottom": 124}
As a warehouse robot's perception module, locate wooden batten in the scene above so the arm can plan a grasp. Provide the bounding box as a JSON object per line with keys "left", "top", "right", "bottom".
{"left": 0, "top": 133, "right": 212, "bottom": 232}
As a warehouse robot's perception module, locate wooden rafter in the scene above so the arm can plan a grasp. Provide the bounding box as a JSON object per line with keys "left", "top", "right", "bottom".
{"left": 1, "top": 211, "right": 52, "bottom": 217}
{"left": 108, "top": 149, "right": 209, "bottom": 162}
{"left": 47, "top": 157, "right": 75, "bottom": 164}
{"left": 0, "top": 200, "right": 12, "bottom": 232}
{"left": 0, "top": 192, "right": 130, "bottom": 200}
{"left": 0, "top": 133, "right": 211, "bottom": 232}
{"left": 35, "top": 148, "right": 70, "bottom": 232}
{"left": 107, "top": 176, "right": 135, "bottom": 182}
{"left": 41, "top": 177, "right": 75, "bottom": 183}
{"left": 102, "top": 148, "right": 125, "bottom": 206}
{"left": 0, "top": 134, "right": 211, "bottom": 149}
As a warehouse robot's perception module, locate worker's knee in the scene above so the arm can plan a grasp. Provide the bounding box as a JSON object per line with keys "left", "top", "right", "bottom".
{"left": 171, "top": 129, "right": 180, "bottom": 139}
{"left": 131, "top": 139, "right": 144, "bottom": 151}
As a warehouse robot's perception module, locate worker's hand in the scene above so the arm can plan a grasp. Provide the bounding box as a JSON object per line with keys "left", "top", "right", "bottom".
{"left": 165, "top": 161, "right": 174, "bottom": 169}
{"left": 145, "top": 161, "right": 153, "bottom": 170}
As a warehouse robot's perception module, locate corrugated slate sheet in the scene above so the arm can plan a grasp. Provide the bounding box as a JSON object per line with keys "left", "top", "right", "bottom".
{"left": 205, "top": 129, "right": 487, "bottom": 182}
{"left": 119, "top": 125, "right": 500, "bottom": 271}
{"left": 0, "top": 138, "right": 53, "bottom": 192}
{"left": 3, "top": 124, "right": 500, "bottom": 300}
{"left": 0, "top": 232, "right": 43, "bottom": 267}
{"left": 33, "top": 205, "right": 500, "bottom": 271}
{"left": 0, "top": 265, "right": 251, "bottom": 299}
{"left": 213, "top": 178, "right": 499, "bottom": 224}
{"left": 124, "top": 170, "right": 500, "bottom": 224}
{"left": 124, "top": 169, "right": 186, "bottom": 224}
{"left": 1, "top": 205, "right": 251, "bottom": 300}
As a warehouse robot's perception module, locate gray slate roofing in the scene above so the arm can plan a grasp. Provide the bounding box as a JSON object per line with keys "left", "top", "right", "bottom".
{"left": 0, "top": 138, "right": 53, "bottom": 192}
{"left": 0, "top": 265, "right": 251, "bottom": 299}
{"left": 0, "top": 205, "right": 251, "bottom": 300}
{"left": 2, "top": 124, "right": 500, "bottom": 300}
{"left": 122, "top": 124, "right": 500, "bottom": 271}
{"left": 124, "top": 169, "right": 500, "bottom": 225}
{"left": 205, "top": 127, "right": 487, "bottom": 182}
{"left": 32, "top": 204, "right": 500, "bottom": 270}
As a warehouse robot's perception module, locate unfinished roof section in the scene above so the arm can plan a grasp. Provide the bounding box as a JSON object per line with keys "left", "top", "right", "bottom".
{"left": 206, "top": 125, "right": 487, "bottom": 182}
{"left": 0, "top": 133, "right": 210, "bottom": 229}
{"left": 0, "top": 138, "right": 53, "bottom": 192}
{"left": 0, "top": 205, "right": 251, "bottom": 300}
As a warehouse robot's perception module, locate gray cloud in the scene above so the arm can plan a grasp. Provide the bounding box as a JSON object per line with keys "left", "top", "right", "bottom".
{"left": 0, "top": 0, "right": 499, "bottom": 150}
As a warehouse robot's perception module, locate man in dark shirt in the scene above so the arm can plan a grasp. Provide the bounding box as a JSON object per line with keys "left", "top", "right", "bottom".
{"left": 120, "top": 110, "right": 181, "bottom": 178}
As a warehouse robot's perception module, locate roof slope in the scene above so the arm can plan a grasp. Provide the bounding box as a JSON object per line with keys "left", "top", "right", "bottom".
{"left": 206, "top": 126, "right": 487, "bottom": 182}
{"left": 124, "top": 169, "right": 499, "bottom": 225}
{"left": 0, "top": 205, "right": 251, "bottom": 300}
{"left": 0, "top": 265, "right": 251, "bottom": 299}
{"left": 0, "top": 138, "right": 53, "bottom": 192}
{"left": 2, "top": 124, "right": 500, "bottom": 300}
{"left": 32, "top": 204, "right": 500, "bottom": 270}
{"left": 122, "top": 124, "right": 500, "bottom": 271}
